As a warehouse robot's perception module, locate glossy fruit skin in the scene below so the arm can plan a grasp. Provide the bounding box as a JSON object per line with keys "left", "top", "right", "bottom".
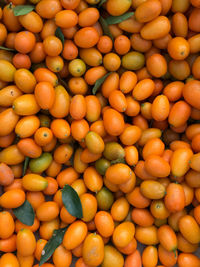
{"left": 18, "top": 11, "right": 43, "bottom": 33}
{"left": 124, "top": 250, "right": 142, "bottom": 267}
{"left": 140, "top": 180, "right": 166, "bottom": 199}
{"left": 15, "top": 115, "right": 40, "bottom": 138}
{"left": 122, "top": 51, "right": 145, "bottom": 70}
{"left": 157, "top": 225, "right": 177, "bottom": 252}
{"left": 52, "top": 245, "right": 72, "bottom": 267}
{"left": 102, "top": 245, "right": 124, "bottom": 267}
{"left": 95, "top": 211, "right": 114, "bottom": 237}
{"left": 179, "top": 253, "right": 200, "bottom": 267}
{"left": 22, "top": 174, "right": 48, "bottom": 191}
{"left": 0, "top": 144, "right": 25, "bottom": 165}
{"left": 63, "top": 221, "right": 88, "bottom": 250}
{"left": 135, "top": 0, "right": 162, "bottom": 23}
{"left": 0, "top": 108, "right": 19, "bottom": 136}
{"left": 111, "top": 197, "right": 130, "bottom": 222}
{"left": 29, "top": 153, "right": 53, "bottom": 174}
{"left": 179, "top": 215, "right": 200, "bottom": 244}
{"left": 83, "top": 166, "right": 103, "bottom": 192}
{"left": 12, "top": 94, "right": 40, "bottom": 116}
{"left": 177, "top": 233, "right": 199, "bottom": 253}
{"left": 144, "top": 155, "right": 170, "bottom": 178}
{"left": 82, "top": 233, "right": 104, "bottom": 266}
{"left": 103, "top": 142, "right": 125, "bottom": 161}
{"left": 170, "top": 148, "right": 193, "bottom": 177}
{"left": 0, "top": 59, "right": 16, "bottom": 82}
{"left": 131, "top": 208, "right": 154, "bottom": 227}
{"left": 36, "top": 201, "right": 59, "bottom": 221}
{"left": 0, "top": 189, "right": 25, "bottom": 208}
{"left": 113, "top": 222, "right": 135, "bottom": 248}
{"left": 96, "top": 187, "right": 114, "bottom": 211}
{"left": 168, "top": 100, "right": 191, "bottom": 128}
{"left": 80, "top": 193, "right": 97, "bottom": 222}
{"left": 74, "top": 27, "right": 99, "bottom": 48}
{"left": 142, "top": 245, "right": 158, "bottom": 267}
{"left": 141, "top": 16, "right": 171, "bottom": 40}
{"left": 183, "top": 80, "right": 200, "bottom": 109}
{"left": 49, "top": 85, "right": 70, "bottom": 118}
{"left": 105, "top": 163, "right": 132, "bottom": 185}
{"left": 158, "top": 244, "right": 177, "bottom": 267}
{"left": 85, "top": 131, "right": 104, "bottom": 154}
{"left": 0, "top": 253, "right": 19, "bottom": 267}
{"left": 152, "top": 95, "right": 170, "bottom": 121}
{"left": 16, "top": 229, "right": 36, "bottom": 256}
{"left": 135, "top": 225, "right": 159, "bottom": 245}
{"left": 0, "top": 211, "right": 15, "bottom": 239}
{"left": 0, "top": 85, "right": 22, "bottom": 107}
{"left": 34, "top": 82, "right": 55, "bottom": 109}
{"left": 164, "top": 183, "right": 185, "bottom": 213}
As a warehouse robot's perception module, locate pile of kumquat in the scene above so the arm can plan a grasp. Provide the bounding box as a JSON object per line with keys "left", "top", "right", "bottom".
{"left": 0, "top": 0, "right": 200, "bottom": 266}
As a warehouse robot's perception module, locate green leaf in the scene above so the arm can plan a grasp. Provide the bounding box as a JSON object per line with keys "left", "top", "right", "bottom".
{"left": 62, "top": 185, "right": 83, "bottom": 218}
{"left": 98, "top": 0, "right": 107, "bottom": 7}
{"left": 39, "top": 226, "right": 68, "bottom": 266}
{"left": 13, "top": 5, "right": 34, "bottom": 16}
{"left": 0, "top": 46, "right": 15, "bottom": 51}
{"left": 55, "top": 27, "right": 65, "bottom": 46}
{"left": 92, "top": 72, "right": 112, "bottom": 95}
{"left": 13, "top": 200, "right": 35, "bottom": 226}
{"left": 105, "top": 12, "right": 134, "bottom": 25}
{"left": 23, "top": 157, "right": 30, "bottom": 176}
{"left": 99, "top": 16, "right": 113, "bottom": 41}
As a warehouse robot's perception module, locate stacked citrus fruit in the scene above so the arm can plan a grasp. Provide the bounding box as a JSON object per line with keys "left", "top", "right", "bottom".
{"left": 0, "top": 0, "right": 199, "bottom": 266}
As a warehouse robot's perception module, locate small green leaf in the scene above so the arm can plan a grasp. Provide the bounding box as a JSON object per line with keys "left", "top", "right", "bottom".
{"left": 13, "top": 5, "right": 34, "bottom": 16}
{"left": 0, "top": 46, "right": 15, "bottom": 51}
{"left": 23, "top": 157, "right": 30, "bottom": 176}
{"left": 106, "top": 12, "right": 134, "bottom": 25}
{"left": 39, "top": 226, "right": 68, "bottom": 266}
{"left": 55, "top": 27, "right": 65, "bottom": 46}
{"left": 92, "top": 72, "right": 112, "bottom": 95}
{"left": 13, "top": 200, "right": 35, "bottom": 226}
{"left": 98, "top": 0, "right": 107, "bottom": 7}
{"left": 62, "top": 185, "right": 83, "bottom": 218}
{"left": 99, "top": 16, "right": 113, "bottom": 41}
{"left": 110, "top": 158, "right": 126, "bottom": 165}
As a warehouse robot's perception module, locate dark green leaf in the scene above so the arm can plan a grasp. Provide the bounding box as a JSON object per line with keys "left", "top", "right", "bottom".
{"left": 92, "top": 72, "right": 112, "bottom": 95}
{"left": 23, "top": 157, "right": 30, "bottom": 176}
{"left": 110, "top": 158, "right": 126, "bottom": 165}
{"left": 39, "top": 226, "right": 68, "bottom": 266}
{"left": 13, "top": 200, "right": 35, "bottom": 226}
{"left": 106, "top": 12, "right": 134, "bottom": 25}
{"left": 55, "top": 27, "right": 65, "bottom": 46}
{"left": 99, "top": 16, "right": 113, "bottom": 41}
{"left": 98, "top": 0, "right": 107, "bottom": 7}
{"left": 62, "top": 185, "right": 83, "bottom": 218}
{"left": 0, "top": 46, "right": 15, "bottom": 51}
{"left": 13, "top": 5, "right": 34, "bottom": 16}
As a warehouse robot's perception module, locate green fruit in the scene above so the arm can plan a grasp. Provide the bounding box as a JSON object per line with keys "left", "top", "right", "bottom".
{"left": 103, "top": 142, "right": 125, "bottom": 161}
{"left": 96, "top": 187, "right": 114, "bottom": 211}
{"left": 95, "top": 158, "right": 111, "bottom": 175}
{"left": 122, "top": 51, "right": 145, "bottom": 70}
{"left": 29, "top": 152, "right": 52, "bottom": 173}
